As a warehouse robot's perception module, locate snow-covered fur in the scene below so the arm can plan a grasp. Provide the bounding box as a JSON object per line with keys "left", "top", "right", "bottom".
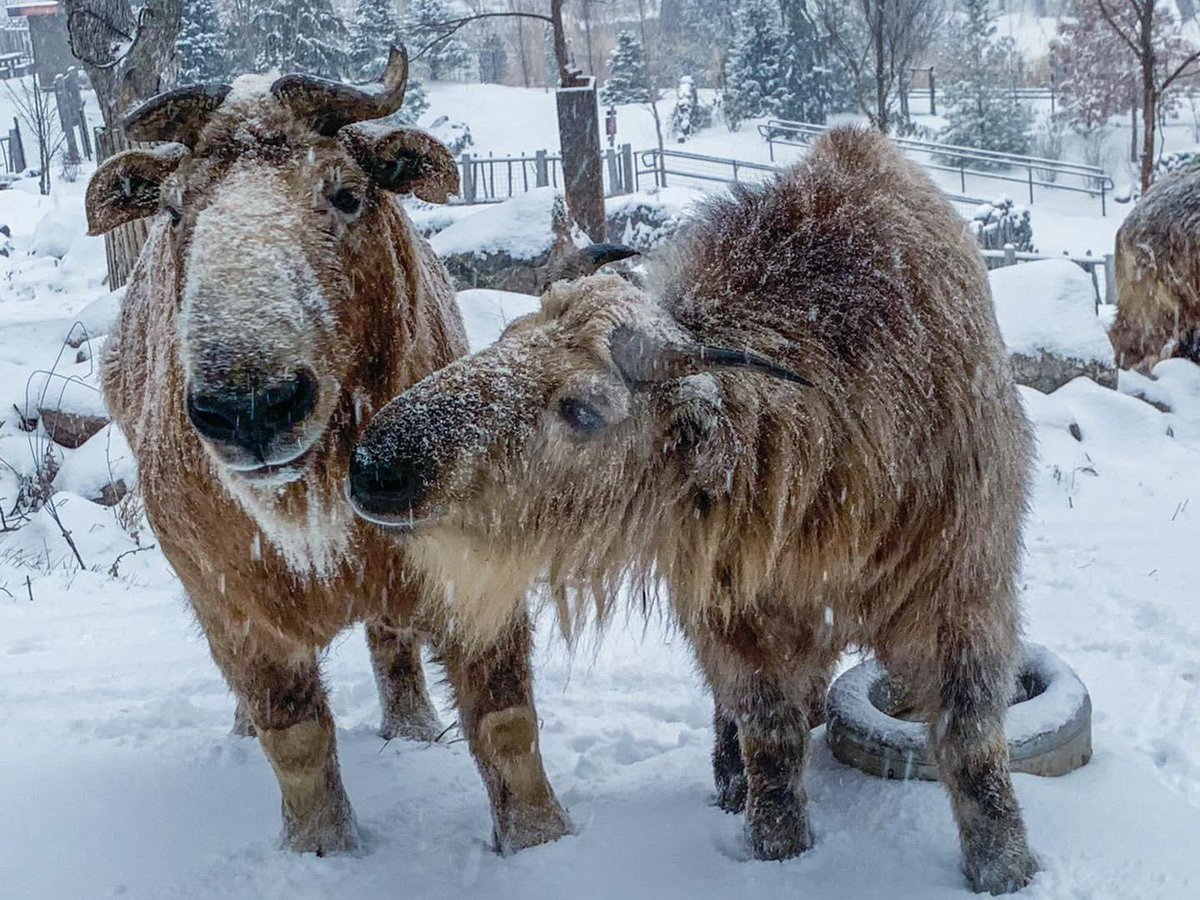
{"left": 87, "top": 72, "right": 569, "bottom": 857}
{"left": 1111, "top": 168, "right": 1200, "bottom": 372}
{"left": 351, "top": 127, "right": 1039, "bottom": 893}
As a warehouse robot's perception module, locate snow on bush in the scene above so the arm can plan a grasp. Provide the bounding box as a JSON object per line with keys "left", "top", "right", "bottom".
{"left": 970, "top": 197, "right": 1034, "bottom": 254}
{"left": 425, "top": 116, "right": 473, "bottom": 155}
{"left": 431, "top": 187, "right": 568, "bottom": 261}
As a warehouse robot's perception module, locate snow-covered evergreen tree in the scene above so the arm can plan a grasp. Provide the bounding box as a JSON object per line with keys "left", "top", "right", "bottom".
{"left": 722, "top": 0, "right": 783, "bottom": 130}
{"left": 480, "top": 31, "right": 507, "bottom": 83}
{"left": 601, "top": 31, "right": 651, "bottom": 105}
{"left": 405, "top": 0, "right": 470, "bottom": 80}
{"left": 249, "top": 0, "right": 347, "bottom": 80}
{"left": 348, "top": 0, "right": 401, "bottom": 82}
{"left": 776, "top": 0, "right": 826, "bottom": 123}
{"left": 939, "top": 0, "right": 1031, "bottom": 160}
{"left": 669, "top": 74, "right": 712, "bottom": 141}
{"left": 177, "top": 0, "right": 230, "bottom": 83}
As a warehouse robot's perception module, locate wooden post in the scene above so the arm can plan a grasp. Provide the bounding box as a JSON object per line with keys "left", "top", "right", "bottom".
{"left": 1104, "top": 253, "right": 1117, "bottom": 306}
{"left": 1003, "top": 243, "right": 1016, "bottom": 267}
{"left": 556, "top": 77, "right": 605, "bottom": 242}
{"left": 8, "top": 117, "right": 24, "bottom": 171}
{"left": 460, "top": 153, "right": 475, "bottom": 203}
{"left": 535, "top": 149, "right": 549, "bottom": 187}
{"left": 620, "top": 143, "right": 634, "bottom": 196}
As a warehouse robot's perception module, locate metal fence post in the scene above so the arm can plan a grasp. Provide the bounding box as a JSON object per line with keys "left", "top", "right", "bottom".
{"left": 1003, "top": 243, "right": 1016, "bottom": 267}
{"left": 620, "top": 143, "right": 634, "bottom": 195}
{"left": 1104, "top": 253, "right": 1117, "bottom": 306}
{"left": 460, "top": 153, "right": 475, "bottom": 203}
{"left": 534, "top": 149, "right": 548, "bottom": 187}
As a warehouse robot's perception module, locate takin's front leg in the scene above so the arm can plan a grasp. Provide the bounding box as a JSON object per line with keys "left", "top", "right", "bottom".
{"left": 365, "top": 620, "right": 442, "bottom": 741}
{"left": 433, "top": 611, "right": 570, "bottom": 854}
{"left": 210, "top": 631, "right": 359, "bottom": 855}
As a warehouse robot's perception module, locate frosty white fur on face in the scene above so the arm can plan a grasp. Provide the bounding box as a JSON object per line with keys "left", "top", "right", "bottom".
{"left": 180, "top": 165, "right": 343, "bottom": 480}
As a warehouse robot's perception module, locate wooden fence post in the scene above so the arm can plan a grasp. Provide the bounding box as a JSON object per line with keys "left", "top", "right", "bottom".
{"left": 1104, "top": 253, "right": 1117, "bottom": 306}
{"left": 1003, "top": 243, "right": 1016, "bottom": 267}
{"left": 534, "top": 149, "right": 548, "bottom": 187}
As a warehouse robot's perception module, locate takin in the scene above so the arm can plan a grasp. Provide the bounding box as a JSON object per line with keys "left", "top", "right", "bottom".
{"left": 348, "top": 127, "right": 1040, "bottom": 893}
{"left": 87, "top": 48, "right": 571, "bottom": 855}
{"left": 1110, "top": 167, "right": 1200, "bottom": 372}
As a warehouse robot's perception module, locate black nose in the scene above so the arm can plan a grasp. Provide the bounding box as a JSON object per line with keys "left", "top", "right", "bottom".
{"left": 187, "top": 369, "right": 318, "bottom": 455}
{"left": 348, "top": 449, "right": 430, "bottom": 518}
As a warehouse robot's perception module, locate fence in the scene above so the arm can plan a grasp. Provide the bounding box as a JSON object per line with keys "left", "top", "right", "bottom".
{"left": 985, "top": 244, "right": 1116, "bottom": 307}
{"left": 759, "top": 119, "right": 1115, "bottom": 214}
{"left": 95, "top": 127, "right": 155, "bottom": 290}
{"left": 0, "top": 117, "right": 25, "bottom": 174}
{"left": 458, "top": 144, "right": 638, "bottom": 203}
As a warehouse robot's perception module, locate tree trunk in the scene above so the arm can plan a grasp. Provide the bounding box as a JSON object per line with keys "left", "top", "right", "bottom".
{"left": 873, "top": 1, "right": 888, "bottom": 132}
{"left": 62, "top": 0, "right": 184, "bottom": 134}
{"left": 1139, "top": 5, "right": 1157, "bottom": 193}
{"left": 1131, "top": 95, "right": 1139, "bottom": 165}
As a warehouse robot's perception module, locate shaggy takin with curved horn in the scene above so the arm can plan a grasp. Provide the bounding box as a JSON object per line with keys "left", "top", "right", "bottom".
{"left": 86, "top": 48, "right": 567, "bottom": 857}
{"left": 350, "top": 127, "right": 1040, "bottom": 894}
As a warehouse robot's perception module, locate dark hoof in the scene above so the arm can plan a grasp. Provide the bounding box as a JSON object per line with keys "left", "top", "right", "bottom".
{"left": 379, "top": 705, "right": 442, "bottom": 742}
{"left": 715, "top": 772, "right": 747, "bottom": 813}
{"left": 965, "top": 848, "right": 1040, "bottom": 894}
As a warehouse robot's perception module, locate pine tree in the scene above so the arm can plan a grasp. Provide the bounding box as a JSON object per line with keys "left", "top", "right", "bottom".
{"left": 670, "top": 74, "right": 713, "bottom": 141}
{"left": 722, "top": 0, "right": 783, "bottom": 130}
{"left": 177, "top": 0, "right": 230, "bottom": 84}
{"left": 601, "top": 31, "right": 651, "bottom": 105}
{"left": 348, "top": 0, "right": 401, "bottom": 82}
{"left": 939, "top": 0, "right": 1031, "bottom": 160}
{"left": 249, "top": 0, "right": 347, "bottom": 80}
{"left": 345, "top": 0, "right": 428, "bottom": 122}
{"left": 480, "top": 31, "right": 507, "bottom": 84}
{"left": 776, "top": 0, "right": 826, "bottom": 123}
{"left": 405, "top": 0, "right": 470, "bottom": 80}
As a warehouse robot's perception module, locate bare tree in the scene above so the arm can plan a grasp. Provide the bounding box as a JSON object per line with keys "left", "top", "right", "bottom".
{"left": 6, "top": 78, "right": 65, "bottom": 195}
{"left": 634, "top": 0, "right": 666, "bottom": 183}
{"left": 817, "top": 0, "right": 944, "bottom": 132}
{"left": 62, "top": 0, "right": 184, "bottom": 133}
{"left": 1096, "top": 0, "right": 1200, "bottom": 191}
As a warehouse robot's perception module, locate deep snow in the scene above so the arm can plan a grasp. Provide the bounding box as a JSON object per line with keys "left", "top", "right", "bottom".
{"left": 1, "top": 77, "right": 1199, "bottom": 900}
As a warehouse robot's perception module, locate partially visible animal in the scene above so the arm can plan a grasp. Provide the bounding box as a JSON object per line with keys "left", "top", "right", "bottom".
{"left": 348, "top": 127, "right": 1040, "bottom": 893}
{"left": 1111, "top": 168, "right": 1200, "bottom": 372}
{"left": 86, "top": 48, "right": 570, "bottom": 855}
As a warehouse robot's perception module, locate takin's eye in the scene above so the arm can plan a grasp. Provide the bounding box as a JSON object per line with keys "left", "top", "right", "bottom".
{"left": 558, "top": 396, "right": 607, "bottom": 435}
{"left": 328, "top": 186, "right": 362, "bottom": 216}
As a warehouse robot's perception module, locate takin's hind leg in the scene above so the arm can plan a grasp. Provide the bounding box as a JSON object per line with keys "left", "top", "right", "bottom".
{"left": 433, "top": 610, "right": 570, "bottom": 855}
{"left": 366, "top": 620, "right": 442, "bottom": 742}
{"left": 712, "top": 704, "right": 747, "bottom": 813}
{"left": 895, "top": 628, "right": 1039, "bottom": 894}
{"left": 210, "top": 630, "right": 358, "bottom": 855}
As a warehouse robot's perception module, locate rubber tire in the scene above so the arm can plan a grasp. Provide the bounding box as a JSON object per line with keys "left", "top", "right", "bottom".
{"left": 826, "top": 643, "right": 1092, "bottom": 781}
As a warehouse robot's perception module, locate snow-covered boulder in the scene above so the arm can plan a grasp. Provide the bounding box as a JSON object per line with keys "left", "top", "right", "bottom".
{"left": 432, "top": 187, "right": 580, "bottom": 292}
{"left": 990, "top": 259, "right": 1116, "bottom": 393}
{"left": 53, "top": 424, "right": 134, "bottom": 506}
{"left": 31, "top": 207, "right": 84, "bottom": 259}
{"left": 25, "top": 369, "right": 109, "bottom": 449}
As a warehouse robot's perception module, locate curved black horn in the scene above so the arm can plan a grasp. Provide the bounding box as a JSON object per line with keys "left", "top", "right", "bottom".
{"left": 123, "top": 83, "right": 231, "bottom": 146}
{"left": 543, "top": 243, "right": 639, "bottom": 290}
{"left": 272, "top": 45, "right": 409, "bottom": 137}
{"left": 610, "top": 324, "right": 810, "bottom": 388}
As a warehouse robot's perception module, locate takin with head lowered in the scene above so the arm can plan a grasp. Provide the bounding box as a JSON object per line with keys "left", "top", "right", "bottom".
{"left": 86, "top": 48, "right": 577, "bottom": 855}
{"left": 349, "top": 127, "right": 1041, "bottom": 894}
{"left": 1109, "top": 167, "right": 1200, "bottom": 372}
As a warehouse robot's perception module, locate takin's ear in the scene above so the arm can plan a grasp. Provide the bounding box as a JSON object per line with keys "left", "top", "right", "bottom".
{"left": 338, "top": 123, "right": 459, "bottom": 203}
{"left": 85, "top": 144, "right": 188, "bottom": 236}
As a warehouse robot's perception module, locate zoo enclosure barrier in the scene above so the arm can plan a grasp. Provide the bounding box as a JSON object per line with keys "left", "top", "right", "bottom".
{"left": 759, "top": 119, "right": 1115, "bottom": 215}
{"left": 985, "top": 244, "right": 1116, "bottom": 308}
{"left": 458, "top": 144, "right": 638, "bottom": 202}
{"left": 0, "top": 118, "right": 25, "bottom": 174}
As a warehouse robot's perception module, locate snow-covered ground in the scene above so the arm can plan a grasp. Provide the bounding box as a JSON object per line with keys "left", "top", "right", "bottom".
{"left": 2, "top": 78, "right": 1200, "bottom": 900}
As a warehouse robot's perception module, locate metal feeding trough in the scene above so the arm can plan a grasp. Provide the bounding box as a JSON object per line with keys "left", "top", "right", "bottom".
{"left": 826, "top": 643, "right": 1092, "bottom": 781}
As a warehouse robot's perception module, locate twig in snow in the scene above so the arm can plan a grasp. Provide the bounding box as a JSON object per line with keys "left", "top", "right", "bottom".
{"left": 25, "top": 575, "right": 33, "bottom": 602}
{"left": 107, "top": 543, "right": 156, "bottom": 578}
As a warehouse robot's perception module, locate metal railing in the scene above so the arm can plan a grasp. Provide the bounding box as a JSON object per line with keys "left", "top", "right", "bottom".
{"left": 984, "top": 244, "right": 1116, "bottom": 306}
{"left": 759, "top": 119, "right": 1115, "bottom": 214}
{"left": 458, "top": 145, "right": 637, "bottom": 203}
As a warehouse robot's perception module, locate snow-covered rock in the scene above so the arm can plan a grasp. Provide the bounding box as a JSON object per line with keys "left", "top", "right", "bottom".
{"left": 990, "top": 259, "right": 1116, "bottom": 393}
{"left": 53, "top": 424, "right": 134, "bottom": 506}
{"left": 432, "top": 188, "right": 581, "bottom": 292}
{"left": 31, "top": 207, "right": 84, "bottom": 259}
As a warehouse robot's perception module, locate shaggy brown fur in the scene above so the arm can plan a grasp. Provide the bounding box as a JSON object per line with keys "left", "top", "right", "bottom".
{"left": 350, "top": 127, "right": 1039, "bottom": 893}
{"left": 88, "top": 73, "right": 568, "bottom": 855}
{"left": 1111, "top": 167, "right": 1200, "bottom": 371}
